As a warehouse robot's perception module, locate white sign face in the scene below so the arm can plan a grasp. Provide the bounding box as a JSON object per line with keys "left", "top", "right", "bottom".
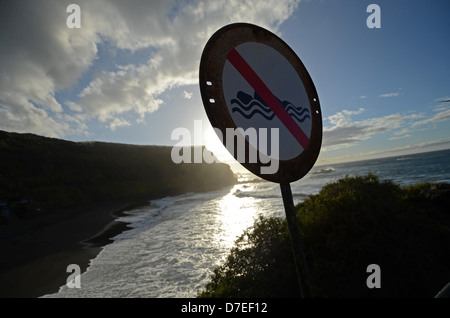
{"left": 222, "top": 42, "right": 312, "bottom": 160}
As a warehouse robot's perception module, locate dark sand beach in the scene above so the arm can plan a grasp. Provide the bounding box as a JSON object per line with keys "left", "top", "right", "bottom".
{"left": 0, "top": 200, "right": 145, "bottom": 298}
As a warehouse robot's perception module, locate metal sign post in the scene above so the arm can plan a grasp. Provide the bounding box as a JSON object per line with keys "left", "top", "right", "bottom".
{"left": 280, "top": 183, "right": 313, "bottom": 298}
{"left": 200, "top": 23, "right": 322, "bottom": 298}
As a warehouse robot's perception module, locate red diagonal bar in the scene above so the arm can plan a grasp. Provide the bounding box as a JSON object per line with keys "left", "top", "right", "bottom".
{"left": 226, "top": 48, "right": 310, "bottom": 150}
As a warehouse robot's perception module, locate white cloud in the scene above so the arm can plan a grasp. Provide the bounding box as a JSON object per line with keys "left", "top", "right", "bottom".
{"left": 323, "top": 108, "right": 422, "bottom": 150}
{"left": 0, "top": 1, "right": 97, "bottom": 136}
{"left": 65, "top": 101, "right": 83, "bottom": 113}
{"left": 379, "top": 92, "right": 400, "bottom": 98}
{"left": 319, "top": 137, "right": 450, "bottom": 165}
{"left": 74, "top": 0, "right": 300, "bottom": 125}
{"left": 0, "top": 0, "right": 301, "bottom": 137}
{"left": 388, "top": 134, "right": 410, "bottom": 141}
{"left": 434, "top": 96, "right": 450, "bottom": 103}
{"left": 405, "top": 96, "right": 450, "bottom": 128}
{"left": 393, "top": 128, "right": 412, "bottom": 136}
{"left": 327, "top": 108, "right": 365, "bottom": 126}
{"left": 432, "top": 97, "right": 450, "bottom": 113}
{"left": 183, "top": 91, "right": 193, "bottom": 100}
{"left": 362, "top": 138, "right": 450, "bottom": 159}
{"left": 412, "top": 108, "right": 450, "bottom": 127}
{"left": 109, "top": 117, "right": 131, "bottom": 131}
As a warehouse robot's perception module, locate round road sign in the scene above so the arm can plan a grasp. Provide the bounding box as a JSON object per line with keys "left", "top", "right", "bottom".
{"left": 200, "top": 23, "right": 322, "bottom": 183}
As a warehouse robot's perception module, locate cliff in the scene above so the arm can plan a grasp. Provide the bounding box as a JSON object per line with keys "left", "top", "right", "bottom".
{"left": 0, "top": 130, "right": 236, "bottom": 220}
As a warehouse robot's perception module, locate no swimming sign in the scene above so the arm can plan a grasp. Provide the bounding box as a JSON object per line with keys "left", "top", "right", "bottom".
{"left": 200, "top": 23, "right": 322, "bottom": 184}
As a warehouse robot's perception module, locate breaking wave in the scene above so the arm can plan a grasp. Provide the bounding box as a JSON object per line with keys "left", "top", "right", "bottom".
{"left": 233, "top": 189, "right": 280, "bottom": 199}
{"left": 311, "top": 167, "right": 335, "bottom": 175}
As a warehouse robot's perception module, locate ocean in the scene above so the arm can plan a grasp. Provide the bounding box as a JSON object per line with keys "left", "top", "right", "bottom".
{"left": 44, "top": 148, "right": 450, "bottom": 298}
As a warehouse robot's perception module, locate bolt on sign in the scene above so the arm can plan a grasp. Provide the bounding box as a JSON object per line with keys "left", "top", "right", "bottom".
{"left": 199, "top": 23, "right": 323, "bottom": 298}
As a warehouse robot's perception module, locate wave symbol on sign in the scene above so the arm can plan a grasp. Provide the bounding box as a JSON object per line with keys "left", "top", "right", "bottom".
{"left": 231, "top": 91, "right": 310, "bottom": 123}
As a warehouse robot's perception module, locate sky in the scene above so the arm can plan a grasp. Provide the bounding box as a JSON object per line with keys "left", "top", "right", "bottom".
{"left": 1, "top": 0, "right": 449, "bottom": 168}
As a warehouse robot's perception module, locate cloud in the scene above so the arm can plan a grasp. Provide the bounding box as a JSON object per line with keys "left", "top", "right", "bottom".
{"left": 431, "top": 97, "right": 450, "bottom": 113}
{"left": 320, "top": 137, "right": 450, "bottom": 165}
{"left": 0, "top": 1, "right": 97, "bottom": 136}
{"left": 407, "top": 96, "right": 450, "bottom": 127}
{"left": 109, "top": 117, "right": 131, "bottom": 131}
{"left": 388, "top": 134, "right": 410, "bottom": 141}
{"left": 379, "top": 92, "right": 400, "bottom": 98}
{"left": 434, "top": 96, "right": 450, "bottom": 103}
{"left": 183, "top": 91, "right": 193, "bottom": 100}
{"left": 362, "top": 138, "right": 450, "bottom": 159}
{"left": 75, "top": 0, "right": 300, "bottom": 123}
{"left": 0, "top": 0, "right": 301, "bottom": 137}
{"left": 412, "top": 108, "right": 450, "bottom": 127}
{"left": 323, "top": 108, "right": 422, "bottom": 150}
{"left": 327, "top": 108, "right": 365, "bottom": 126}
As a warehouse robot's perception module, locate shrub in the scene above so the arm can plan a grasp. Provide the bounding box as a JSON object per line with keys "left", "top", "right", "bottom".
{"left": 198, "top": 216, "right": 298, "bottom": 298}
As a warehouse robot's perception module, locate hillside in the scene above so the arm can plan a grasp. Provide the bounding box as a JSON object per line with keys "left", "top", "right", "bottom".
{"left": 0, "top": 130, "right": 236, "bottom": 220}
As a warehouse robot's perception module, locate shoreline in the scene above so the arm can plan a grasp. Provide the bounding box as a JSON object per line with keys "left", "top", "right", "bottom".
{"left": 0, "top": 199, "right": 149, "bottom": 298}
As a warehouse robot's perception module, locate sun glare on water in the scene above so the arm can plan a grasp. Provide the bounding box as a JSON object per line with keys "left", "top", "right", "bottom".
{"left": 203, "top": 123, "right": 261, "bottom": 250}
{"left": 213, "top": 184, "right": 260, "bottom": 250}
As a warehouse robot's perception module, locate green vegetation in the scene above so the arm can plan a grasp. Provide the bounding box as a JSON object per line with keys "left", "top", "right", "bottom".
{"left": 199, "top": 174, "right": 450, "bottom": 298}
{"left": 0, "top": 130, "right": 236, "bottom": 219}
